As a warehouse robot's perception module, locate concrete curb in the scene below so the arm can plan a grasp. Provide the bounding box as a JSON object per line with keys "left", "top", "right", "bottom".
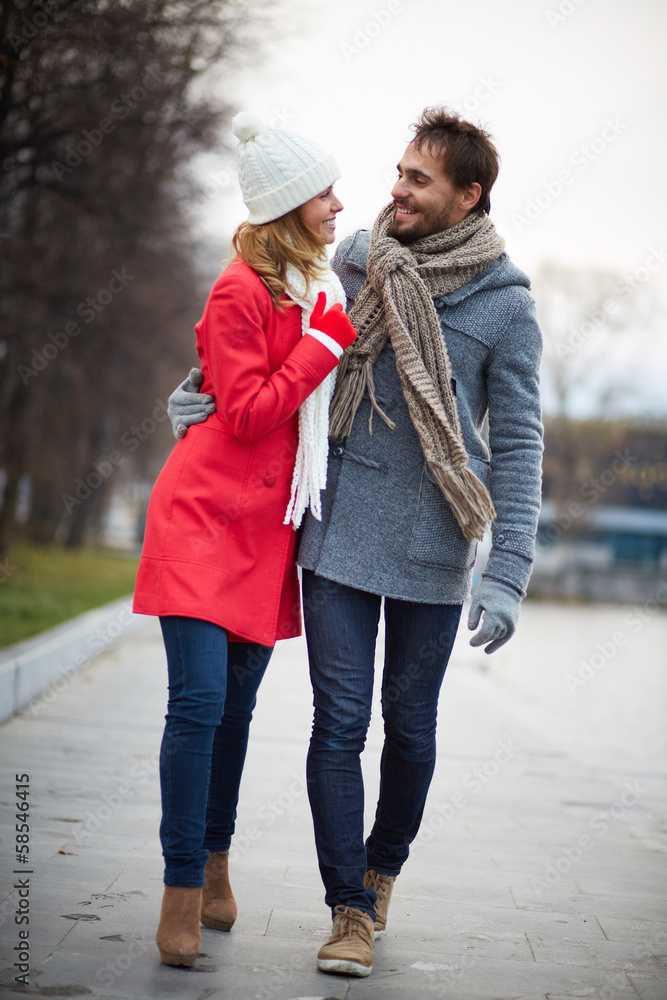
{"left": 0, "top": 595, "right": 142, "bottom": 723}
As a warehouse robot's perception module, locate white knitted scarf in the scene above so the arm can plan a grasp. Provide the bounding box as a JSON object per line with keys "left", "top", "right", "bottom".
{"left": 283, "top": 262, "right": 347, "bottom": 528}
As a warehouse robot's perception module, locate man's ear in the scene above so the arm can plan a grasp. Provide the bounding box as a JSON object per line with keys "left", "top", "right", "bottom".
{"left": 460, "top": 182, "right": 482, "bottom": 213}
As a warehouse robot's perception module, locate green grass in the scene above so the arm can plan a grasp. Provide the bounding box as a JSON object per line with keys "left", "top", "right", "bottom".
{"left": 0, "top": 544, "right": 139, "bottom": 649}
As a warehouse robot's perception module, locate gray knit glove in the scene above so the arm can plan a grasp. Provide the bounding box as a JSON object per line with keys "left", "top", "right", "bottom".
{"left": 168, "top": 367, "right": 215, "bottom": 439}
{"left": 467, "top": 577, "right": 522, "bottom": 654}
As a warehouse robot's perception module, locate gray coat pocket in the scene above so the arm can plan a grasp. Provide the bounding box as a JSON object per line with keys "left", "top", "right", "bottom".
{"left": 408, "top": 456, "right": 490, "bottom": 570}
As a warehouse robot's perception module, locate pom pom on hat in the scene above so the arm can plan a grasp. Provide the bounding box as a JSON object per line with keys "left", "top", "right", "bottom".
{"left": 232, "top": 111, "right": 264, "bottom": 143}
{"left": 232, "top": 110, "right": 340, "bottom": 225}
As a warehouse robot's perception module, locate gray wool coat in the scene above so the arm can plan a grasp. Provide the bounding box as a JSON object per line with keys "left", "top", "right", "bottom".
{"left": 297, "top": 229, "right": 544, "bottom": 604}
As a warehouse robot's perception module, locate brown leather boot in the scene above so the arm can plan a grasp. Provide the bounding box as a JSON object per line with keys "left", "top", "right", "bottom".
{"left": 364, "top": 869, "right": 397, "bottom": 939}
{"left": 317, "top": 905, "right": 374, "bottom": 976}
{"left": 156, "top": 885, "right": 202, "bottom": 966}
{"left": 201, "top": 850, "right": 237, "bottom": 931}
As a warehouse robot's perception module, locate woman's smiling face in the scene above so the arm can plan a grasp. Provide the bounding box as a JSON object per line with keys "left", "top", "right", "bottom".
{"left": 301, "top": 185, "right": 344, "bottom": 245}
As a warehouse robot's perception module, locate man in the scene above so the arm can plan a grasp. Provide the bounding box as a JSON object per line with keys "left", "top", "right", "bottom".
{"left": 168, "top": 107, "right": 543, "bottom": 978}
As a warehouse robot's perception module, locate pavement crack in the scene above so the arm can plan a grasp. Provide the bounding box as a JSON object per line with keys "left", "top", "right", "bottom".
{"left": 263, "top": 908, "right": 273, "bottom": 935}
{"left": 57, "top": 920, "right": 78, "bottom": 947}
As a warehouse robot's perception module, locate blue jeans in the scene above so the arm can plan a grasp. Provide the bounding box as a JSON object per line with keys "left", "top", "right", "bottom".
{"left": 159, "top": 616, "right": 272, "bottom": 887}
{"left": 302, "top": 571, "right": 461, "bottom": 917}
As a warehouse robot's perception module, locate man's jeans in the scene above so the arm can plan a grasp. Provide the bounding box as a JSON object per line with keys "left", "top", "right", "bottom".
{"left": 159, "top": 616, "right": 272, "bottom": 886}
{"left": 302, "top": 570, "right": 461, "bottom": 916}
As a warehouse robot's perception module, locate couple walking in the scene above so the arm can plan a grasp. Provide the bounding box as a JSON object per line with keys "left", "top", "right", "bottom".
{"left": 133, "top": 105, "right": 543, "bottom": 977}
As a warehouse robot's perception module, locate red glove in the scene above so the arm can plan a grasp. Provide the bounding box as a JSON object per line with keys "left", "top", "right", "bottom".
{"left": 309, "top": 291, "right": 357, "bottom": 351}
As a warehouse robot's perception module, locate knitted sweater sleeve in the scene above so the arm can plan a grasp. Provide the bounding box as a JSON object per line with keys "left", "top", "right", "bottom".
{"left": 483, "top": 290, "right": 544, "bottom": 596}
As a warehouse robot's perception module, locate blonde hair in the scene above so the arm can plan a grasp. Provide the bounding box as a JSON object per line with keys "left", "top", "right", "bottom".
{"left": 232, "top": 206, "right": 327, "bottom": 308}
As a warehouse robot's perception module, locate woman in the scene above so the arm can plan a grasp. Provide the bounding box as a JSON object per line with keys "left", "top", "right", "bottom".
{"left": 133, "top": 112, "right": 356, "bottom": 968}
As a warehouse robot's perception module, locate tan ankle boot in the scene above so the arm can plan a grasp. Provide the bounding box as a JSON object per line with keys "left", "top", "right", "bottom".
{"left": 201, "top": 850, "right": 237, "bottom": 931}
{"left": 317, "top": 905, "right": 374, "bottom": 976}
{"left": 156, "top": 885, "right": 202, "bottom": 966}
{"left": 364, "top": 869, "right": 397, "bottom": 938}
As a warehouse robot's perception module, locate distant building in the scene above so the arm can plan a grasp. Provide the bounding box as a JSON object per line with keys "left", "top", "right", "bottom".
{"left": 530, "top": 501, "right": 667, "bottom": 603}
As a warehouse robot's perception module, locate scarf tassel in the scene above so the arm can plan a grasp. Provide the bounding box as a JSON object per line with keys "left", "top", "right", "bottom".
{"left": 429, "top": 463, "right": 496, "bottom": 542}
{"left": 329, "top": 359, "right": 395, "bottom": 440}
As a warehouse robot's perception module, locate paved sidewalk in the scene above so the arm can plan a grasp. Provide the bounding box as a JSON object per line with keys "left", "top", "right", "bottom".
{"left": 0, "top": 602, "right": 666, "bottom": 1000}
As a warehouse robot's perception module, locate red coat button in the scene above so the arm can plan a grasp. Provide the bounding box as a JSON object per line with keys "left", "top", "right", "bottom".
{"left": 264, "top": 476, "right": 277, "bottom": 487}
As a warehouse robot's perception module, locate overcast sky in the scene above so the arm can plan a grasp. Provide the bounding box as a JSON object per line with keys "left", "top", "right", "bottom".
{"left": 192, "top": 0, "right": 667, "bottom": 416}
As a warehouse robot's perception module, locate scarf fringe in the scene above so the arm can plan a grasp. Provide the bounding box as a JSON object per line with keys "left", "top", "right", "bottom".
{"left": 365, "top": 364, "right": 396, "bottom": 435}
{"left": 329, "top": 359, "right": 395, "bottom": 440}
{"left": 429, "top": 463, "right": 496, "bottom": 542}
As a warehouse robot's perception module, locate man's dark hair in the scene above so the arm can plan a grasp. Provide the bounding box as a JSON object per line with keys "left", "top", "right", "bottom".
{"left": 411, "top": 106, "right": 500, "bottom": 215}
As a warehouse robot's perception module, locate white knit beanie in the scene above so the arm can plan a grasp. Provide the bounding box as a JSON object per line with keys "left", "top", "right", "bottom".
{"left": 232, "top": 112, "right": 341, "bottom": 225}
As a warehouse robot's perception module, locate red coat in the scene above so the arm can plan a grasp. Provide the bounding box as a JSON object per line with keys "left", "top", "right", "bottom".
{"left": 133, "top": 258, "right": 339, "bottom": 646}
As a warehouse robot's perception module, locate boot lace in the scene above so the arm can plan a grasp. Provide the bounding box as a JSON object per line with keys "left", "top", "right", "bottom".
{"left": 332, "top": 906, "right": 373, "bottom": 945}
{"left": 367, "top": 870, "right": 394, "bottom": 902}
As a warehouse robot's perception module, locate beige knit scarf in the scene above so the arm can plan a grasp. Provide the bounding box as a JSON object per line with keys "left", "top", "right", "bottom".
{"left": 329, "top": 203, "right": 506, "bottom": 541}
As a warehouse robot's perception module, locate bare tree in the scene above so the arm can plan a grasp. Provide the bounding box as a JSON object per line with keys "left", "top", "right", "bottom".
{"left": 0, "top": 0, "right": 275, "bottom": 552}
